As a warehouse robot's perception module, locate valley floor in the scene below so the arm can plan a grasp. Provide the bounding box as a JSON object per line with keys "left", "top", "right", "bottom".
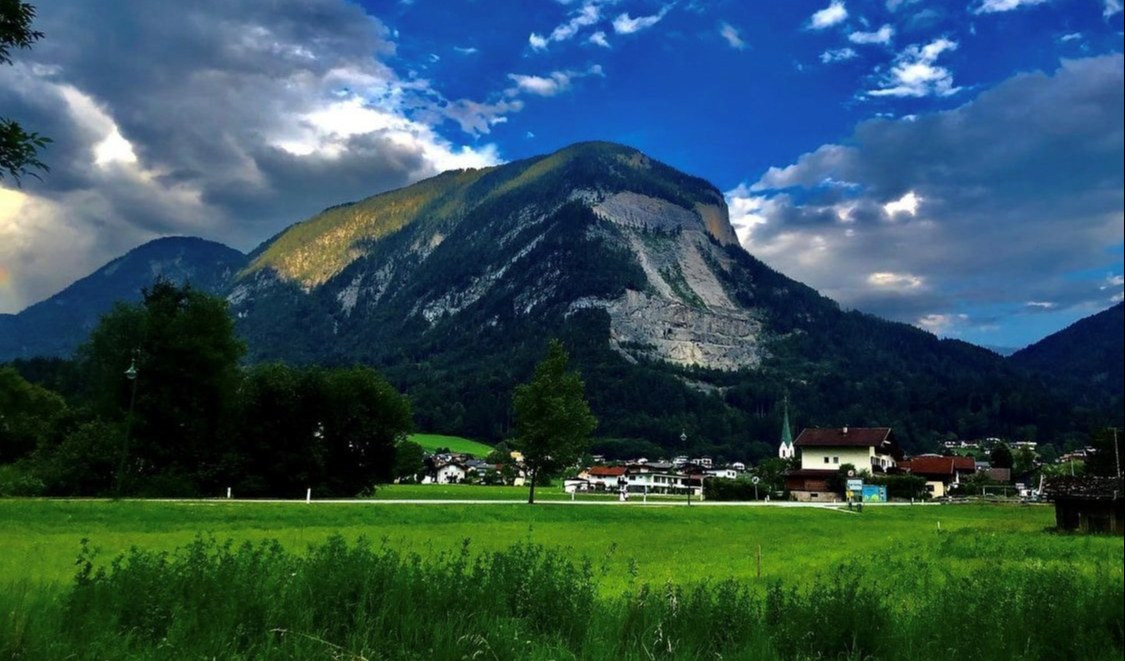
{"left": 1, "top": 498, "right": 1118, "bottom": 590}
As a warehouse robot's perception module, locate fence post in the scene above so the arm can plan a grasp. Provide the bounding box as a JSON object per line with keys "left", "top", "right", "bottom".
{"left": 306, "top": 488, "right": 312, "bottom": 503}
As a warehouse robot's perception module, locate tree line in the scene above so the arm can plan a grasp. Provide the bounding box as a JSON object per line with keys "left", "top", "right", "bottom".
{"left": 1, "top": 281, "right": 412, "bottom": 497}
{"left": 2, "top": 281, "right": 598, "bottom": 500}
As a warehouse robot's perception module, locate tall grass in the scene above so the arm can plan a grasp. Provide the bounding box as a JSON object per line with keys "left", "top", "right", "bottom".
{"left": 2, "top": 534, "right": 1121, "bottom": 660}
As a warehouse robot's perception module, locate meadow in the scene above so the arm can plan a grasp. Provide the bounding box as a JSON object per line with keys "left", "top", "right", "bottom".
{"left": 1, "top": 500, "right": 1121, "bottom": 659}
{"left": 407, "top": 433, "right": 494, "bottom": 457}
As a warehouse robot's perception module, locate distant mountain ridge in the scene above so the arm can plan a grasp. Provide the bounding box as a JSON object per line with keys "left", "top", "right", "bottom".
{"left": 0, "top": 237, "right": 245, "bottom": 360}
{"left": 1010, "top": 302, "right": 1124, "bottom": 396}
{"left": 2, "top": 142, "right": 1120, "bottom": 456}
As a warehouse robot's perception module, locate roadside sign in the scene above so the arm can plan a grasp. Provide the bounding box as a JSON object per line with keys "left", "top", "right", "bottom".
{"left": 751, "top": 476, "right": 760, "bottom": 485}
{"left": 846, "top": 479, "right": 863, "bottom": 492}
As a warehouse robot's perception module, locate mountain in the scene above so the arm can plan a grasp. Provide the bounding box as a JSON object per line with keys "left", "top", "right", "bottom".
{"left": 1009, "top": 303, "right": 1124, "bottom": 397}
{"left": 0, "top": 237, "right": 246, "bottom": 360}
{"left": 228, "top": 142, "right": 1097, "bottom": 456}
{"left": 4, "top": 143, "right": 1117, "bottom": 458}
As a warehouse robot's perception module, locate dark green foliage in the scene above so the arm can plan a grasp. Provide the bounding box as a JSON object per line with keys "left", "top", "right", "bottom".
{"left": 513, "top": 340, "right": 597, "bottom": 503}
{"left": 867, "top": 473, "right": 928, "bottom": 500}
{"left": 319, "top": 366, "right": 412, "bottom": 493}
{"left": 223, "top": 363, "right": 412, "bottom": 497}
{"left": 991, "top": 442, "right": 1014, "bottom": 469}
{"left": 2, "top": 535, "right": 1120, "bottom": 660}
{"left": 703, "top": 477, "right": 761, "bottom": 501}
{"left": 1010, "top": 302, "right": 1124, "bottom": 397}
{"left": 75, "top": 280, "right": 245, "bottom": 495}
{"left": 392, "top": 439, "right": 425, "bottom": 481}
{"left": 0, "top": 366, "right": 66, "bottom": 462}
{"left": 0, "top": 0, "right": 49, "bottom": 184}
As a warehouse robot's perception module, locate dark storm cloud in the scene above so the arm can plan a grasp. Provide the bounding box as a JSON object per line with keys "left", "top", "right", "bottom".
{"left": 729, "top": 55, "right": 1124, "bottom": 333}
{"left": 0, "top": 0, "right": 499, "bottom": 312}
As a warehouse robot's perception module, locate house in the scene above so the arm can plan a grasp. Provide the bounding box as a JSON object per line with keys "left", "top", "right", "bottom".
{"left": 899, "top": 454, "right": 976, "bottom": 498}
{"left": 784, "top": 427, "right": 902, "bottom": 501}
{"left": 625, "top": 468, "right": 703, "bottom": 496}
{"left": 706, "top": 467, "right": 739, "bottom": 480}
{"left": 585, "top": 465, "right": 627, "bottom": 490}
{"left": 423, "top": 461, "right": 467, "bottom": 484}
{"left": 1043, "top": 476, "right": 1124, "bottom": 534}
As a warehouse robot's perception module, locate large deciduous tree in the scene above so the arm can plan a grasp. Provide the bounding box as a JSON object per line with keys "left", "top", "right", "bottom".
{"left": 512, "top": 340, "right": 596, "bottom": 504}
{"left": 78, "top": 279, "right": 244, "bottom": 495}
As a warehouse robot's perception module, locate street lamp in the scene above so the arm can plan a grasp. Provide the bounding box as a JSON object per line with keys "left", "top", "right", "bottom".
{"left": 114, "top": 349, "right": 140, "bottom": 498}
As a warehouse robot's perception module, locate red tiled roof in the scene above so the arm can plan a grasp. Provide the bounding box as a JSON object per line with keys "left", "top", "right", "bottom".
{"left": 794, "top": 427, "right": 892, "bottom": 448}
{"left": 900, "top": 454, "right": 975, "bottom": 476}
{"left": 588, "top": 466, "right": 626, "bottom": 477}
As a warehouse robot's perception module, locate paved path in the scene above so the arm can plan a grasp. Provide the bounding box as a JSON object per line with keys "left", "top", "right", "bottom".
{"left": 118, "top": 497, "right": 944, "bottom": 508}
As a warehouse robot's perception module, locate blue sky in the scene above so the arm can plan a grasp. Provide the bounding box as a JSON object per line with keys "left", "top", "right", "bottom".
{"left": 1, "top": 0, "right": 1122, "bottom": 349}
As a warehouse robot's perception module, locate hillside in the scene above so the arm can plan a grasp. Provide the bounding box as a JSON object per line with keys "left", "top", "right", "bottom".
{"left": 1009, "top": 303, "right": 1124, "bottom": 397}
{"left": 0, "top": 237, "right": 246, "bottom": 361}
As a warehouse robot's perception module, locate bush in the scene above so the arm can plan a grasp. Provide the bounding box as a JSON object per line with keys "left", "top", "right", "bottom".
{"left": 0, "top": 462, "right": 44, "bottom": 497}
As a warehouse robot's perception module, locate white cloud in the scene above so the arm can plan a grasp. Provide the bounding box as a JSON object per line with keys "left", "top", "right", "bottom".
{"left": 719, "top": 22, "right": 746, "bottom": 50}
{"left": 1105, "top": 0, "right": 1124, "bottom": 16}
{"left": 868, "top": 272, "right": 924, "bottom": 289}
{"left": 868, "top": 38, "right": 959, "bottom": 97}
{"left": 505, "top": 65, "right": 604, "bottom": 97}
{"left": 528, "top": 1, "right": 604, "bottom": 50}
{"left": 917, "top": 313, "right": 968, "bottom": 334}
{"left": 821, "top": 47, "right": 858, "bottom": 63}
{"left": 726, "top": 56, "right": 1124, "bottom": 339}
{"left": 973, "top": 0, "right": 1048, "bottom": 14}
{"left": 849, "top": 24, "right": 894, "bottom": 45}
{"left": 1059, "top": 32, "right": 1083, "bottom": 42}
{"left": 808, "top": 1, "right": 848, "bottom": 30}
{"left": 589, "top": 31, "right": 610, "bottom": 47}
{"left": 1025, "top": 301, "right": 1057, "bottom": 308}
{"left": 453, "top": 46, "right": 478, "bottom": 55}
{"left": 613, "top": 5, "right": 672, "bottom": 35}
{"left": 883, "top": 191, "right": 920, "bottom": 216}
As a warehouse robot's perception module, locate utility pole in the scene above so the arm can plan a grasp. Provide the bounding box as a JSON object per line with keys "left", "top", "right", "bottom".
{"left": 1111, "top": 427, "right": 1121, "bottom": 480}
{"left": 114, "top": 349, "right": 140, "bottom": 498}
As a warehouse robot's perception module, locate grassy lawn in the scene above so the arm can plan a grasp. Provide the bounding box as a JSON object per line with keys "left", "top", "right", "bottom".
{"left": 408, "top": 433, "right": 494, "bottom": 456}
{"left": 2, "top": 499, "right": 1119, "bottom": 594}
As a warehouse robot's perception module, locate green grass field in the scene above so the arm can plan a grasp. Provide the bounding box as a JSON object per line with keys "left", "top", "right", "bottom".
{"left": 408, "top": 432, "right": 494, "bottom": 456}
{"left": 0, "top": 499, "right": 1118, "bottom": 590}
{"left": 1, "top": 500, "right": 1121, "bottom": 659}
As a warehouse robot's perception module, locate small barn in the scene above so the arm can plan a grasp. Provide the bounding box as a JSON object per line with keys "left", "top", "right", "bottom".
{"left": 1043, "top": 476, "right": 1124, "bottom": 534}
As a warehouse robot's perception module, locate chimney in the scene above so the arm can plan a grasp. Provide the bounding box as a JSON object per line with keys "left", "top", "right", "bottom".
{"left": 843, "top": 426, "right": 848, "bottom": 435}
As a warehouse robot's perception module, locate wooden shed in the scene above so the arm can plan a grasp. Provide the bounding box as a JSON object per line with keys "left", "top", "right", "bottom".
{"left": 1043, "top": 476, "right": 1124, "bottom": 534}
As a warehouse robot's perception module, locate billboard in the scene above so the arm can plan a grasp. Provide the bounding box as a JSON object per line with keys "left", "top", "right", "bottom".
{"left": 861, "top": 485, "right": 887, "bottom": 503}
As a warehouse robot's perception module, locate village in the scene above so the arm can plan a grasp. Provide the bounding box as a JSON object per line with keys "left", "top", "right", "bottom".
{"left": 416, "top": 405, "right": 1115, "bottom": 515}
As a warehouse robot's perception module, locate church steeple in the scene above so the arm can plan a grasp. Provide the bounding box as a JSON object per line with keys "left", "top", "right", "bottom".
{"left": 779, "top": 395, "right": 796, "bottom": 459}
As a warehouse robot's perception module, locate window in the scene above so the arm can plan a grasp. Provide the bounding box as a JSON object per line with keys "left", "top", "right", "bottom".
{"left": 833, "top": 457, "right": 839, "bottom": 464}
{"left": 824, "top": 457, "right": 830, "bottom": 464}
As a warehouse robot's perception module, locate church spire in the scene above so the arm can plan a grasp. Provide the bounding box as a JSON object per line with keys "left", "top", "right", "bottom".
{"left": 779, "top": 394, "right": 795, "bottom": 459}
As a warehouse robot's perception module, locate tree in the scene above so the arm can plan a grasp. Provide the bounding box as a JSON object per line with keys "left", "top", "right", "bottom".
{"left": 512, "top": 340, "right": 596, "bottom": 504}
{"left": 393, "top": 439, "right": 426, "bottom": 482}
{"left": 320, "top": 366, "right": 412, "bottom": 495}
{"left": 990, "top": 443, "right": 1014, "bottom": 470}
{"left": 1, "top": 1, "right": 50, "bottom": 183}
{"left": 0, "top": 366, "right": 66, "bottom": 463}
{"left": 77, "top": 280, "right": 244, "bottom": 495}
